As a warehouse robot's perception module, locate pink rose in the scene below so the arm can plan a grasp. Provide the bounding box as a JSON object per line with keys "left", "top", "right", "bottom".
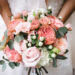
{"left": 49, "top": 16, "right": 64, "bottom": 30}
{"left": 54, "top": 38, "right": 68, "bottom": 55}
{"left": 38, "top": 25, "right": 56, "bottom": 45}
{"left": 4, "top": 46, "right": 22, "bottom": 62}
{"left": 65, "top": 23, "right": 72, "bottom": 31}
{"left": 40, "top": 17, "right": 50, "bottom": 25}
{"left": 14, "top": 40, "right": 27, "bottom": 54}
{"left": 15, "top": 22, "right": 31, "bottom": 34}
{"left": 31, "top": 19, "right": 40, "bottom": 30}
{"left": 22, "top": 10, "right": 28, "bottom": 16}
{"left": 22, "top": 47, "right": 41, "bottom": 67}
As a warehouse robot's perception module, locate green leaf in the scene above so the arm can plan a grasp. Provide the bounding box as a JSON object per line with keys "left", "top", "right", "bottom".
{"left": 23, "top": 16, "right": 28, "bottom": 21}
{"left": 56, "top": 27, "right": 68, "bottom": 38}
{"left": 14, "top": 35, "right": 24, "bottom": 42}
{"left": 33, "top": 11, "right": 36, "bottom": 16}
{"left": 14, "top": 62, "right": 20, "bottom": 67}
{"left": 8, "top": 40, "right": 14, "bottom": 49}
{"left": 9, "top": 62, "right": 15, "bottom": 69}
{"left": 56, "top": 55, "right": 67, "bottom": 60}
{"left": 65, "top": 49, "right": 69, "bottom": 54}
{"left": 2, "top": 63, "right": 7, "bottom": 72}
{"left": 52, "top": 58, "right": 57, "bottom": 67}
{"left": 20, "top": 32, "right": 28, "bottom": 39}
{"left": 0, "top": 60, "right": 5, "bottom": 65}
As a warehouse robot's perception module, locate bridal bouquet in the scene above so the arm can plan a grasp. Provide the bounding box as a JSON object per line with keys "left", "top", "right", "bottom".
{"left": 0, "top": 7, "right": 72, "bottom": 75}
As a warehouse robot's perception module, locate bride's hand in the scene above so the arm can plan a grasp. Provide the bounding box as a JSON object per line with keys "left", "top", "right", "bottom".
{"left": 58, "top": 0, "right": 75, "bottom": 23}
{"left": 0, "top": 0, "right": 12, "bottom": 28}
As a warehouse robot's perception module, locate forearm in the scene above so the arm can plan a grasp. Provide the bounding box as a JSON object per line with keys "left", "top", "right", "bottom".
{"left": 58, "top": 0, "right": 75, "bottom": 22}
{"left": 0, "top": 0, "right": 12, "bottom": 28}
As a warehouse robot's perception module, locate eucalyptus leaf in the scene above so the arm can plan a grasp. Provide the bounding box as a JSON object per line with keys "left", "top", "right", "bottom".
{"left": 0, "top": 60, "right": 5, "bottom": 65}
{"left": 23, "top": 16, "right": 28, "bottom": 21}
{"left": 56, "top": 27, "right": 68, "bottom": 38}
{"left": 14, "top": 35, "right": 24, "bottom": 42}
{"left": 9, "top": 62, "right": 15, "bottom": 69}
{"left": 14, "top": 62, "right": 20, "bottom": 67}
{"left": 8, "top": 40, "right": 14, "bottom": 49}
{"left": 2, "top": 63, "right": 7, "bottom": 72}
{"left": 56, "top": 55, "right": 67, "bottom": 60}
{"left": 65, "top": 49, "right": 69, "bottom": 54}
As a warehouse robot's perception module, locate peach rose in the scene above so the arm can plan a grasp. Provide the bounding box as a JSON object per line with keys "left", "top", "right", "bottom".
{"left": 38, "top": 25, "right": 56, "bottom": 45}
{"left": 15, "top": 22, "right": 31, "bottom": 34}
{"left": 54, "top": 38, "right": 68, "bottom": 55}
{"left": 4, "top": 46, "right": 22, "bottom": 62}
{"left": 49, "top": 16, "right": 64, "bottom": 30}
{"left": 40, "top": 17, "right": 50, "bottom": 25}
{"left": 8, "top": 19, "right": 24, "bottom": 36}
{"left": 22, "top": 47, "right": 41, "bottom": 67}
{"left": 31, "top": 19, "right": 40, "bottom": 30}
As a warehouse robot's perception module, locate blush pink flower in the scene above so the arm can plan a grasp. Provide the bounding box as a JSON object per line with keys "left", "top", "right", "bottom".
{"left": 49, "top": 16, "right": 64, "bottom": 30}
{"left": 4, "top": 46, "right": 22, "bottom": 62}
{"left": 31, "top": 19, "right": 40, "bottom": 30}
{"left": 22, "top": 47, "right": 41, "bottom": 67}
{"left": 38, "top": 25, "right": 56, "bottom": 45}
{"left": 54, "top": 38, "right": 68, "bottom": 55}
{"left": 65, "top": 23, "right": 72, "bottom": 31}
{"left": 40, "top": 17, "right": 50, "bottom": 25}
{"left": 14, "top": 40, "right": 27, "bottom": 54}
{"left": 8, "top": 19, "right": 24, "bottom": 36}
{"left": 22, "top": 10, "right": 28, "bottom": 16}
{"left": 15, "top": 22, "right": 31, "bottom": 34}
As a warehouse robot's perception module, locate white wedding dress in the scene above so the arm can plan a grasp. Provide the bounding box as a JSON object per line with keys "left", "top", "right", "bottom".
{"left": 0, "top": 0, "right": 73, "bottom": 75}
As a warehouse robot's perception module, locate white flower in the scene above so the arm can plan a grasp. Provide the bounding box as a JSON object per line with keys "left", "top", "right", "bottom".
{"left": 28, "top": 12, "right": 35, "bottom": 22}
{"left": 48, "top": 45, "right": 53, "bottom": 49}
{"left": 38, "top": 42, "right": 43, "bottom": 47}
{"left": 38, "top": 47, "right": 50, "bottom": 66}
{"left": 51, "top": 53, "right": 56, "bottom": 58}
{"left": 28, "top": 43, "right": 32, "bottom": 47}
{"left": 15, "top": 22, "right": 31, "bottom": 34}
{"left": 39, "top": 37, "right": 45, "bottom": 41}
{"left": 22, "top": 47, "right": 41, "bottom": 67}
{"left": 48, "top": 6, "right": 52, "bottom": 10}
{"left": 32, "top": 35, "right": 36, "bottom": 40}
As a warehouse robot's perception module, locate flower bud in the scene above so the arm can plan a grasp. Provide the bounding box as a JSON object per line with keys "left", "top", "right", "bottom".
{"left": 51, "top": 53, "right": 56, "bottom": 58}
{"left": 38, "top": 42, "right": 43, "bottom": 47}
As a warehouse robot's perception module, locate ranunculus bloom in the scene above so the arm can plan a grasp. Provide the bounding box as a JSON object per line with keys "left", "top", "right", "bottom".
{"left": 15, "top": 22, "right": 31, "bottom": 34}
{"left": 14, "top": 40, "right": 27, "bottom": 54}
{"left": 4, "top": 46, "right": 22, "bottom": 62}
{"left": 22, "top": 47, "right": 41, "bottom": 67}
{"left": 65, "top": 23, "right": 72, "bottom": 31}
{"left": 31, "top": 19, "right": 40, "bottom": 30}
{"left": 8, "top": 19, "right": 24, "bottom": 36}
{"left": 40, "top": 17, "right": 50, "bottom": 25}
{"left": 49, "top": 16, "right": 64, "bottom": 30}
{"left": 38, "top": 25, "right": 56, "bottom": 45}
{"left": 54, "top": 38, "right": 68, "bottom": 55}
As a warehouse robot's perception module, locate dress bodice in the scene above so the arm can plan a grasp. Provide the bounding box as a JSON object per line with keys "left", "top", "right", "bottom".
{"left": 8, "top": 0, "right": 64, "bottom": 16}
